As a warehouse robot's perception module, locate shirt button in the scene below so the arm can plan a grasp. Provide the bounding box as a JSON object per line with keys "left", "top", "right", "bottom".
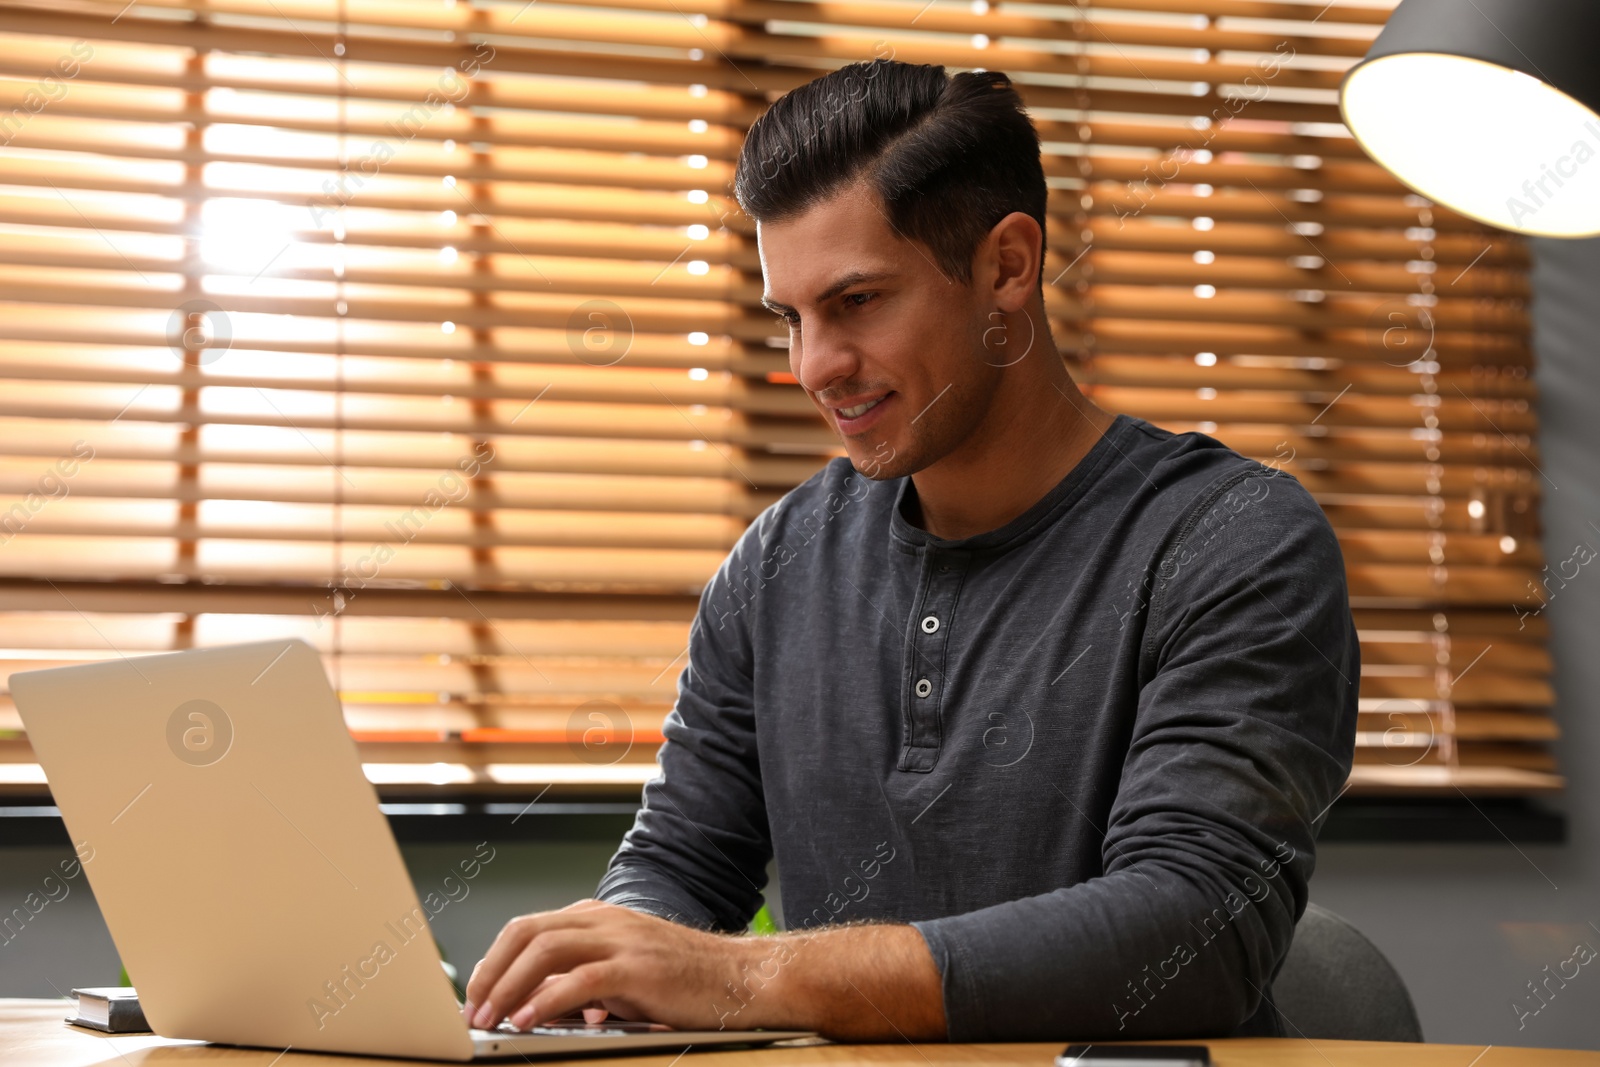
{"left": 915, "top": 678, "right": 932, "bottom": 698}
{"left": 920, "top": 614, "right": 940, "bottom": 634}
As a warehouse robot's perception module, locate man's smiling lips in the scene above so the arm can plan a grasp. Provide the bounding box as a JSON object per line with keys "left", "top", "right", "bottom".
{"left": 824, "top": 391, "right": 894, "bottom": 435}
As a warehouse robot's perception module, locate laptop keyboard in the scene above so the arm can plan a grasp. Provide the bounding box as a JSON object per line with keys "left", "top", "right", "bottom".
{"left": 480, "top": 1019, "right": 673, "bottom": 1037}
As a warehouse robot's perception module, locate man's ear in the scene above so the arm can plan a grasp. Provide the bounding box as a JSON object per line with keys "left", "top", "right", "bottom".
{"left": 984, "top": 211, "right": 1044, "bottom": 314}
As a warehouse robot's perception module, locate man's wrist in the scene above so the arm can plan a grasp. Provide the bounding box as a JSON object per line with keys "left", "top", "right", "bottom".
{"left": 715, "top": 923, "right": 945, "bottom": 1039}
{"left": 700, "top": 931, "right": 793, "bottom": 1030}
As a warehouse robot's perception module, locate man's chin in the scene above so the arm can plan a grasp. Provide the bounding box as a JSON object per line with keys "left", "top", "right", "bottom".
{"left": 845, "top": 442, "right": 905, "bottom": 480}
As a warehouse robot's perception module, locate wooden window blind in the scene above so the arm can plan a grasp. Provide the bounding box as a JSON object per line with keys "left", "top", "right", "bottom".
{"left": 0, "top": 0, "right": 1557, "bottom": 799}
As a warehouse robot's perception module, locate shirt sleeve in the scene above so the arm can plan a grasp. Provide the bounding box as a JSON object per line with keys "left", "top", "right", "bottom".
{"left": 593, "top": 505, "right": 777, "bottom": 933}
{"left": 911, "top": 466, "right": 1360, "bottom": 1040}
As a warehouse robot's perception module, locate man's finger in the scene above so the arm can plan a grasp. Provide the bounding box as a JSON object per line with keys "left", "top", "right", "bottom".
{"left": 464, "top": 914, "right": 546, "bottom": 1016}
{"left": 509, "top": 962, "right": 619, "bottom": 1029}
{"left": 480, "top": 929, "right": 608, "bottom": 1030}
{"left": 464, "top": 907, "right": 613, "bottom": 1020}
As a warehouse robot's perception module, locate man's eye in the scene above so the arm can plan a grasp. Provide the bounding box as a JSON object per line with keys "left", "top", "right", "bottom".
{"left": 845, "top": 292, "right": 877, "bottom": 310}
{"left": 778, "top": 311, "right": 800, "bottom": 327}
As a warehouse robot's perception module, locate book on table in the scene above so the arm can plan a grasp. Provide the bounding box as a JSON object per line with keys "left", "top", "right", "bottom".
{"left": 67, "top": 987, "right": 151, "bottom": 1034}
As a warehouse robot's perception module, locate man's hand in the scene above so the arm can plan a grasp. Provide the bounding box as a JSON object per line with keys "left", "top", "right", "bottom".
{"left": 462, "top": 899, "right": 947, "bottom": 1041}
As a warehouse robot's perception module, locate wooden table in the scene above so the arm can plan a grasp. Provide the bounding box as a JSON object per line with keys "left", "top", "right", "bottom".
{"left": 4, "top": 1000, "right": 1597, "bottom": 1067}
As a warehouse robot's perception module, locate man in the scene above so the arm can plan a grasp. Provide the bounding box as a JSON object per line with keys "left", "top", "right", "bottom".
{"left": 464, "top": 58, "right": 1358, "bottom": 1043}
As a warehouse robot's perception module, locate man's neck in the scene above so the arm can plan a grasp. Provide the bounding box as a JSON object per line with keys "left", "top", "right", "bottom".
{"left": 907, "top": 375, "right": 1116, "bottom": 542}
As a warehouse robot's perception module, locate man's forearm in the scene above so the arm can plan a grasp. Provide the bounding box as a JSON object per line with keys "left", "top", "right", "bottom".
{"left": 724, "top": 923, "right": 945, "bottom": 1040}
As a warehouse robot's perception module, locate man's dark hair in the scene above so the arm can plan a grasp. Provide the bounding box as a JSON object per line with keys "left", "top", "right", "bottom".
{"left": 733, "top": 59, "right": 1048, "bottom": 297}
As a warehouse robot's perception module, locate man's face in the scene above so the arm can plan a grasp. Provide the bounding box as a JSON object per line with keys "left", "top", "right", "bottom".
{"left": 758, "top": 180, "right": 1001, "bottom": 480}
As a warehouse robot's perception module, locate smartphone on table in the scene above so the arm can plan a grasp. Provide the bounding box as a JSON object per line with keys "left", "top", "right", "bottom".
{"left": 1056, "top": 1045, "right": 1211, "bottom": 1067}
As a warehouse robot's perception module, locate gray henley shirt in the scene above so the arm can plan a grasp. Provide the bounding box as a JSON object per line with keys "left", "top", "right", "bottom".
{"left": 595, "top": 412, "right": 1359, "bottom": 1041}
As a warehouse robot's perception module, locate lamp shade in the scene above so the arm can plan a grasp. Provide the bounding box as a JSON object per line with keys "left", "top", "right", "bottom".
{"left": 1340, "top": 0, "right": 1600, "bottom": 238}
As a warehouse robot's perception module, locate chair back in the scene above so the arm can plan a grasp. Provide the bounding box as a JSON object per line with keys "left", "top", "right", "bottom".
{"left": 1270, "top": 902, "right": 1424, "bottom": 1042}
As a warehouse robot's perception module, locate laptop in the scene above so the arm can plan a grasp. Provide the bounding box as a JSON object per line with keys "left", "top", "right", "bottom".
{"left": 12, "top": 639, "right": 813, "bottom": 1060}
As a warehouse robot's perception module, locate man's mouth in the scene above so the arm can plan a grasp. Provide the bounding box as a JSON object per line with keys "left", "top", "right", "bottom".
{"left": 824, "top": 391, "right": 895, "bottom": 435}
{"left": 838, "top": 396, "right": 887, "bottom": 419}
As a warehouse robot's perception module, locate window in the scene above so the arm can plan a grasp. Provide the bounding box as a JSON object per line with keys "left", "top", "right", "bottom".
{"left": 0, "top": 0, "right": 1554, "bottom": 798}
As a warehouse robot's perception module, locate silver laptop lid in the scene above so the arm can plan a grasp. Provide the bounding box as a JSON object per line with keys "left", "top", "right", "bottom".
{"left": 13, "top": 639, "right": 476, "bottom": 1061}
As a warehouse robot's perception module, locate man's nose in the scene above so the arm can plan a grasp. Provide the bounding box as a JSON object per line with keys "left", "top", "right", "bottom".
{"left": 791, "top": 321, "right": 859, "bottom": 397}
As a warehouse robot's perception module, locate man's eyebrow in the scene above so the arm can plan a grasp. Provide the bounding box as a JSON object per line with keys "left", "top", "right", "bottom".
{"left": 761, "top": 269, "right": 897, "bottom": 313}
